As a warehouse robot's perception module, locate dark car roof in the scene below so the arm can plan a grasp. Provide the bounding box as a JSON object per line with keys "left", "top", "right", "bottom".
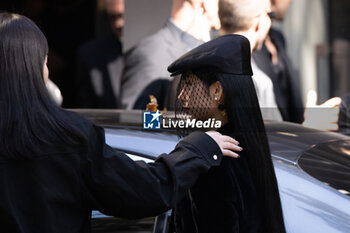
{"left": 71, "top": 109, "right": 350, "bottom": 165}
{"left": 264, "top": 121, "right": 350, "bottom": 164}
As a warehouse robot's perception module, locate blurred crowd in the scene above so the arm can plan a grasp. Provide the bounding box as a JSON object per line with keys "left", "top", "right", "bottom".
{"left": 1, "top": 0, "right": 348, "bottom": 132}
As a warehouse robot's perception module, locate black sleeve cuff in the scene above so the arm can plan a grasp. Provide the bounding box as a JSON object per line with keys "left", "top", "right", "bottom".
{"left": 180, "top": 131, "right": 222, "bottom": 166}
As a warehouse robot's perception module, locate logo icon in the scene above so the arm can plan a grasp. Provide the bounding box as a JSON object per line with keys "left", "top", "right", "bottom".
{"left": 143, "top": 110, "right": 161, "bottom": 129}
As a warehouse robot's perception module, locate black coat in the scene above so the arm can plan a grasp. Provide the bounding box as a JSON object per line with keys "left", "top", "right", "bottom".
{"left": 253, "top": 29, "right": 304, "bottom": 123}
{"left": 173, "top": 124, "right": 262, "bottom": 233}
{"left": 0, "top": 111, "right": 222, "bottom": 233}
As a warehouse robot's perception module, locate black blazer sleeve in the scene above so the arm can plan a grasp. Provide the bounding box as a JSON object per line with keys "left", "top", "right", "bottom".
{"left": 80, "top": 124, "right": 222, "bottom": 219}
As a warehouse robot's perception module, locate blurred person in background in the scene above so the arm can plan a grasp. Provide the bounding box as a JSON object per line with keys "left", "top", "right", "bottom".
{"left": 219, "top": 0, "right": 282, "bottom": 121}
{"left": 121, "top": 0, "right": 220, "bottom": 110}
{"left": 76, "top": 0, "right": 124, "bottom": 108}
{"left": 253, "top": 0, "right": 341, "bottom": 130}
{"left": 0, "top": 12, "right": 242, "bottom": 233}
{"left": 253, "top": 0, "right": 304, "bottom": 123}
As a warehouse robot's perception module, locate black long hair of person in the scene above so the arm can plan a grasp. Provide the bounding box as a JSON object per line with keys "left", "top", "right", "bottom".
{"left": 193, "top": 68, "right": 286, "bottom": 233}
{"left": 0, "top": 13, "right": 87, "bottom": 159}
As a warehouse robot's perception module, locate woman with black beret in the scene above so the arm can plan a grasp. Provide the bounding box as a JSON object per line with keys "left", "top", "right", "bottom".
{"left": 168, "top": 34, "right": 286, "bottom": 233}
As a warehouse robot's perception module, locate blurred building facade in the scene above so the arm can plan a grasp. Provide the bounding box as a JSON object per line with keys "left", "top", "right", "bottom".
{"left": 282, "top": 0, "right": 350, "bottom": 103}
{"left": 1, "top": 0, "right": 349, "bottom": 106}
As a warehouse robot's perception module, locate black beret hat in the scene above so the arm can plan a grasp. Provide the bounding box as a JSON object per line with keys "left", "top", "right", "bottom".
{"left": 168, "top": 34, "right": 252, "bottom": 76}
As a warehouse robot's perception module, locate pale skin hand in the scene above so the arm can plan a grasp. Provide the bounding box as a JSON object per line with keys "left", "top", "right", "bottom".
{"left": 205, "top": 131, "right": 243, "bottom": 158}
{"left": 303, "top": 90, "right": 341, "bottom": 131}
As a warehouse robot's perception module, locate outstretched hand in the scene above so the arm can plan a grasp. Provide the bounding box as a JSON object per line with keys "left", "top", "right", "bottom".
{"left": 303, "top": 90, "right": 341, "bottom": 131}
{"left": 205, "top": 131, "right": 242, "bottom": 158}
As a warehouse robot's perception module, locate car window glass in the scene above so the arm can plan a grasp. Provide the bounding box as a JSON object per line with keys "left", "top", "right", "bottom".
{"left": 299, "top": 140, "right": 350, "bottom": 197}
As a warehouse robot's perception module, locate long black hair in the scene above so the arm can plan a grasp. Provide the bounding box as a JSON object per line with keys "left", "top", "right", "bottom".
{"left": 193, "top": 69, "right": 286, "bottom": 233}
{"left": 0, "top": 13, "right": 86, "bottom": 159}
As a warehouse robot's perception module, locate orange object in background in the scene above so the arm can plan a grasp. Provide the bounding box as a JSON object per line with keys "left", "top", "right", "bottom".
{"left": 146, "top": 95, "right": 158, "bottom": 112}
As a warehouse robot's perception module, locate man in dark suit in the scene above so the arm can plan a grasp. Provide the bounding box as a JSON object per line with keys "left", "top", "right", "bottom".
{"left": 252, "top": 0, "right": 304, "bottom": 123}
{"left": 76, "top": 0, "right": 124, "bottom": 108}
{"left": 121, "top": 0, "right": 220, "bottom": 110}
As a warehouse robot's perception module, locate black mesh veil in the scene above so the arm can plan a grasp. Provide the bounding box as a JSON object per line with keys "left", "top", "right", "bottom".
{"left": 175, "top": 71, "right": 215, "bottom": 137}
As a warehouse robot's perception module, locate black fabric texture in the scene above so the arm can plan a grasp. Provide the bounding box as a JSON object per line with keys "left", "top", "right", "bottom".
{"left": 0, "top": 110, "right": 223, "bottom": 233}
{"left": 173, "top": 124, "right": 263, "bottom": 233}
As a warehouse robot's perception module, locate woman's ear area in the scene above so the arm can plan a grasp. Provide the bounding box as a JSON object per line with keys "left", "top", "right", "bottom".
{"left": 209, "top": 81, "right": 224, "bottom": 102}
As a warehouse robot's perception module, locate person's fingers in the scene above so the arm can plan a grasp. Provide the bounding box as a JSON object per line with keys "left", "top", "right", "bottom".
{"left": 303, "top": 118, "right": 339, "bottom": 131}
{"left": 327, "top": 124, "right": 338, "bottom": 131}
{"left": 320, "top": 97, "right": 342, "bottom": 108}
{"left": 222, "top": 142, "right": 242, "bottom": 152}
{"left": 221, "top": 135, "right": 239, "bottom": 145}
{"left": 222, "top": 149, "right": 240, "bottom": 158}
{"left": 306, "top": 90, "right": 317, "bottom": 107}
{"left": 305, "top": 89, "right": 341, "bottom": 107}
{"left": 330, "top": 109, "right": 340, "bottom": 121}
{"left": 304, "top": 93, "right": 341, "bottom": 132}
{"left": 205, "top": 131, "right": 221, "bottom": 138}
{"left": 320, "top": 124, "right": 337, "bottom": 131}
{"left": 205, "top": 131, "right": 242, "bottom": 159}
{"left": 206, "top": 131, "right": 240, "bottom": 145}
